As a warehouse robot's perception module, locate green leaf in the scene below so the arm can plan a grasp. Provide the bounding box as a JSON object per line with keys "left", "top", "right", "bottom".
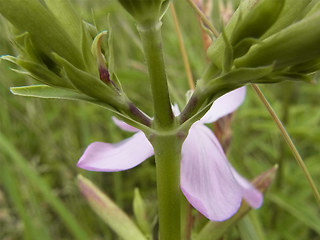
{"left": 0, "top": 0, "right": 84, "bottom": 68}
{"left": 10, "top": 85, "right": 94, "bottom": 102}
{"left": 133, "top": 188, "right": 152, "bottom": 238}
{"left": 10, "top": 85, "right": 152, "bottom": 134}
{"left": 43, "top": 0, "right": 82, "bottom": 48}
{"left": 10, "top": 84, "right": 119, "bottom": 113}
{"left": 78, "top": 175, "right": 147, "bottom": 240}
{"left": 237, "top": 216, "right": 260, "bottom": 240}
{"left": 8, "top": 56, "right": 73, "bottom": 88}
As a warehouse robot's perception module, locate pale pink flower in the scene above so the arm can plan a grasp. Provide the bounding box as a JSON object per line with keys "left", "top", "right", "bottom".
{"left": 77, "top": 87, "right": 263, "bottom": 221}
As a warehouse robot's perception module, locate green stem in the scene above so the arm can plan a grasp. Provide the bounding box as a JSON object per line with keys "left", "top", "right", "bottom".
{"left": 138, "top": 20, "right": 181, "bottom": 239}
{"left": 137, "top": 21, "right": 174, "bottom": 130}
{"left": 152, "top": 134, "right": 183, "bottom": 240}
{"left": 251, "top": 84, "right": 320, "bottom": 207}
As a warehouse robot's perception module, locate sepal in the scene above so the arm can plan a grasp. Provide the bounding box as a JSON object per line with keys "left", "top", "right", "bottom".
{"left": 54, "top": 54, "right": 123, "bottom": 108}
{"left": 117, "top": 0, "right": 170, "bottom": 24}
{"left": 0, "top": 0, "right": 84, "bottom": 69}
{"left": 234, "top": 12, "right": 320, "bottom": 69}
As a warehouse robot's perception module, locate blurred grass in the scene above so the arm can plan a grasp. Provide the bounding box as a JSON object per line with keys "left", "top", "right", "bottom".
{"left": 0, "top": 0, "right": 319, "bottom": 239}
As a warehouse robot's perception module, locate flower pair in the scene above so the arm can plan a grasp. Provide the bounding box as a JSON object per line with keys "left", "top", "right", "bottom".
{"left": 77, "top": 87, "right": 262, "bottom": 221}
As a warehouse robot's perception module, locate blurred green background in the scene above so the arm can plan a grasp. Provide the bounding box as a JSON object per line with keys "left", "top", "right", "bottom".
{"left": 0, "top": 0, "right": 319, "bottom": 239}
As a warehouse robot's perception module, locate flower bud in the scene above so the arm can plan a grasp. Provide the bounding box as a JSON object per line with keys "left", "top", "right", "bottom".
{"left": 234, "top": 12, "right": 320, "bottom": 69}
{"left": 117, "top": 0, "right": 170, "bottom": 24}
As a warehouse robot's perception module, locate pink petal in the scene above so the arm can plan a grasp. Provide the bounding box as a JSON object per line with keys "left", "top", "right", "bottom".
{"left": 112, "top": 117, "right": 139, "bottom": 132}
{"left": 180, "top": 123, "right": 242, "bottom": 221}
{"left": 201, "top": 87, "right": 246, "bottom": 123}
{"left": 77, "top": 131, "right": 154, "bottom": 171}
{"left": 230, "top": 168, "right": 263, "bottom": 208}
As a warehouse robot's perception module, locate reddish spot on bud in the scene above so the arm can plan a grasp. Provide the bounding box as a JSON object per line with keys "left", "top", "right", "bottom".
{"left": 99, "top": 65, "right": 111, "bottom": 84}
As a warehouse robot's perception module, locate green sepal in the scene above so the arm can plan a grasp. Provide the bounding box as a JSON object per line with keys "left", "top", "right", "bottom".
{"left": 43, "top": 0, "right": 82, "bottom": 48}
{"left": 133, "top": 188, "right": 152, "bottom": 239}
{"left": 230, "top": 0, "right": 285, "bottom": 46}
{"left": 20, "top": 33, "right": 44, "bottom": 63}
{"left": 221, "top": 25, "right": 233, "bottom": 73}
{"left": 305, "top": 0, "right": 320, "bottom": 17}
{"left": 160, "top": 0, "right": 170, "bottom": 20}
{"left": 205, "top": 65, "right": 275, "bottom": 95}
{"left": 90, "top": 30, "right": 122, "bottom": 91}
{"left": 117, "top": 0, "right": 169, "bottom": 24}
{"left": 265, "top": 72, "right": 317, "bottom": 84}
{"left": 233, "top": 38, "right": 260, "bottom": 59}
{"left": 106, "top": 17, "right": 123, "bottom": 91}
{"left": 234, "top": 12, "right": 320, "bottom": 69}
{"left": 106, "top": 15, "right": 115, "bottom": 78}
{"left": 206, "top": 0, "right": 258, "bottom": 70}
{"left": 91, "top": 31, "right": 108, "bottom": 65}
{"left": 181, "top": 65, "right": 275, "bottom": 128}
{"left": 290, "top": 58, "right": 320, "bottom": 74}
{"left": 81, "top": 22, "right": 97, "bottom": 74}
{"left": 54, "top": 54, "right": 124, "bottom": 109}
{"left": 78, "top": 175, "right": 147, "bottom": 240}
{"left": 0, "top": 0, "right": 84, "bottom": 69}
{"left": 262, "top": 0, "right": 313, "bottom": 38}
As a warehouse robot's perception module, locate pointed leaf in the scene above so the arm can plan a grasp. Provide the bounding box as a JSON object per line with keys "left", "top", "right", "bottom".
{"left": 10, "top": 85, "right": 151, "bottom": 133}
{"left": 0, "top": 0, "right": 84, "bottom": 68}
{"left": 54, "top": 54, "right": 125, "bottom": 109}
{"left": 78, "top": 175, "right": 147, "bottom": 240}
{"left": 15, "top": 58, "right": 73, "bottom": 88}
{"left": 10, "top": 85, "right": 93, "bottom": 101}
{"left": 43, "top": 0, "right": 82, "bottom": 47}
{"left": 237, "top": 216, "right": 263, "bottom": 240}
{"left": 133, "top": 188, "right": 152, "bottom": 238}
